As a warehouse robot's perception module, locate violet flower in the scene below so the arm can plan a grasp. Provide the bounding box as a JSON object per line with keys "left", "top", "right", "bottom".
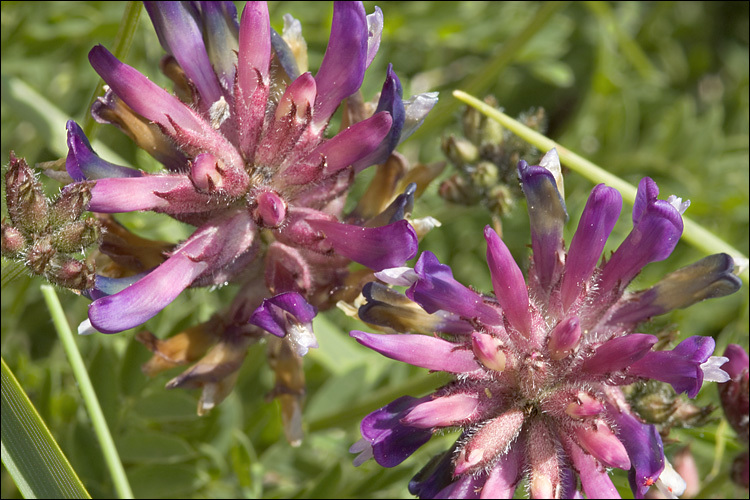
{"left": 349, "top": 149, "right": 741, "bottom": 499}
{"left": 50, "top": 1, "right": 439, "bottom": 428}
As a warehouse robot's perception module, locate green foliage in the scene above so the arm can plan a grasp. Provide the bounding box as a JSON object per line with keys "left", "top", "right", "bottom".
{"left": 2, "top": 1, "right": 748, "bottom": 498}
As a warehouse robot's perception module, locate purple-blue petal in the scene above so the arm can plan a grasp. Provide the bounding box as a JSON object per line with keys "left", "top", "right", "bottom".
{"left": 407, "top": 251, "right": 502, "bottom": 324}
{"left": 581, "top": 334, "right": 657, "bottom": 375}
{"left": 608, "top": 407, "right": 664, "bottom": 499}
{"left": 248, "top": 291, "right": 317, "bottom": 338}
{"left": 598, "top": 180, "right": 684, "bottom": 295}
{"left": 352, "top": 64, "right": 405, "bottom": 171}
{"left": 197, "top": 1, "right": 240, "bottom": 88}
{"left": 66, "top": 121, "right": 142, "bottom": 181}
{"left": 313, "top": 2, "right": 368, "bottom": 127}
{"left": 560, "top": 184, "right": 621, "bottom": 310}
{"left": 629, "top": 336, "right": 715, "bottom": 398}
{"left": 518, "top": 160, "right": 567, "bottom": 292}
{"left": 145, "top": 1, "right": 223, "bottom": 105}
{"left": 83, "top": 271, "right": 151, "bottom": 301}
{"left": 270, "top": 29, "right": 300, "bottom": 81}
{"left": 361, "top": 396, "right": 432, "bottom": 468}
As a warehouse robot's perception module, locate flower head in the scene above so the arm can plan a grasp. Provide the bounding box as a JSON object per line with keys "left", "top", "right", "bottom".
{"left": 350, "top": 150, "right": 741, "bottom": 498}
{"left": 4, "top": 1, "right": 439, "bottom": 432}
{"left": 68, "top": 1, "right": 437, "bottom": 336}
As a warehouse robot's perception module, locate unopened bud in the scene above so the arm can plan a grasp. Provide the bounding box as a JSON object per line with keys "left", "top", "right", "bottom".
{"left": 470, "top": 161, "right": 499, "bottom": 189}
{"left": 252, "top": 190, "right": 288, "bottom": 228}
{"left": 442, "top": 135, "right": 478, "bottom": 167}
{"left": 46, "top": 256, "right": 96, "bottom": 290}
{"left": 27, "top": 236, "right": 56, "bottom": 275}
{"left": 52, "top": 218, "right": 102, "bottom": 253}
{"left": 49, "top": 182, "right": 94, "bottom": 225}
{"left": 6, "top": 153, "right": 49, "bottom": 233}
{"left": 1, "top": 222, "right": 26, "bottom": 257}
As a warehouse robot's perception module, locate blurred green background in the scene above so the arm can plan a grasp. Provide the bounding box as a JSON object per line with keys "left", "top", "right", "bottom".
{"left": 2, "top": 1, "right": 748, "bottom": 498}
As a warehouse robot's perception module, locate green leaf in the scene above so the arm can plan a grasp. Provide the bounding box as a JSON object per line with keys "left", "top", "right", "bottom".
{"left": 1, "top": 356, "right": 91, "bottom": 499}
{"left": 115, "top": 431, "right": 196, "bottom": 464}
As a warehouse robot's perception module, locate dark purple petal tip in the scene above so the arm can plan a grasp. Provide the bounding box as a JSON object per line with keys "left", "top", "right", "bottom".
{"left": 66, "top": 121, "right": 142, "bottom": 181}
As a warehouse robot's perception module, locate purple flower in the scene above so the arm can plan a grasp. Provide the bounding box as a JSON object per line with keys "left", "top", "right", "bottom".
{"left": 45, "top": 1, "right": 440, "bottom": 433}
{"left": 350, "top": 149, "right": 741, "bottom": 499}
{"left": 65, "top": 1, "right": 435, "bottom": 336}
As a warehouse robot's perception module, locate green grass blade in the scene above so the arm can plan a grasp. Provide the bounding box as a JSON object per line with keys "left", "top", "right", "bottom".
{"left": 1, "top": 356, "right": 91, "bottom": 499}
{"left": 453, "top": 89, "right": 750, "bottom": 283}
{"left": 41, "top": 285, "right": 134, "bottom": 499}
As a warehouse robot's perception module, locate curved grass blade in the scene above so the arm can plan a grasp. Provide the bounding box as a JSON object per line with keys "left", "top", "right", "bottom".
{"left": 1, "top": 356, "right": 91, "bottom": 499}
{"left": 41, "top": 285, "right": 134, "bottom": 499}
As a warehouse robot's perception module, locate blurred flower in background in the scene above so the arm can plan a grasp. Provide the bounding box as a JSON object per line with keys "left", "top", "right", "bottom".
{"left": 718, "top": 344, "right": 749, "bottom": 490}
{"left": 350, "top": 151, "right": 742, "bottom": 498}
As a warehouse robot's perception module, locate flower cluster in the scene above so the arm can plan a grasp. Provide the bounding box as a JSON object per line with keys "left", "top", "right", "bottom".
{"left": 2, "top": 1, "right": 439, "bottom": 436}
{"left": 349, "top": 150, "right": 742, "bottom": 498}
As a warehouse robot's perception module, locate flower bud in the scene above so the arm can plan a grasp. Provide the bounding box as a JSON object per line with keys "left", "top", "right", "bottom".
{"left": 45, "top": 256, "right": 96, "bottom": 290}
{"left": 52, "top": 218, "right": 101, "bottom": 253}
{"left": 1, "top": 223, "right": 26, "bottom": 257}
{"left": 27, "top": 236, "right": 56, "bottom": 276}
{"left": 6, "top": 153, "right": 49, "bottom": 233}
{"left": 441, "top": 135, "right": 478, "bottom": 168}
{"left": 49, "top": 181, "right": 94, "bottom": 225}
{"left": 252, "top": 190, "right": 288, "bottom": 228}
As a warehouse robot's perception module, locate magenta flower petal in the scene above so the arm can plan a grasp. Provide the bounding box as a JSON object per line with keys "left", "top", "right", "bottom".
{"left": 722, "top": 344, "right": 749, "bottom": 380}
{"left": 560, "top": 184, "right": 622, "bottom": 310}
{"left": 145, "top": 1, "right": 223, "bottom": 106}
{"left": 89, "top": 175, "right": 209, "bottom": 213}
{"left": 402, "top": 392, "right": 482, "bottom": 428}
{"left": 562, "top": 435, "right": 620, "bottom": 499}
{"left": 350, "top": 331, "right": 481, "bottom": 373}
{"left": 719, "top": 344, "right": 749, "bottom": 442}
{"left": 406, "top": 251, "right": 501, "bottom": 324}
{"left": 313, "top": 2, "right": 368, "bottom": 128}
{"left": 480, "top": 445, "right": 524, "bottom": 499}
{"left": 485, "top": 225, "right": 532, "bottom": 336}
{"left": 518, "top": 159, "right": 567, "bottom": 292}
{"left": 65, "top": 121, "right": 142, "bottom": 181}
{"left": 88, "top": 251, "right": 209, "bottom": 333}
{"left": 572, "top": 421, "right": 631, "bottom": 470}
{"left": 306, "top": 218, "right": 416, "bottom": 271}
{"left": 306, "top": 111, "right": 393, "bottom": 177}
{"left": 88, "top": 45, "right": 204, "bottom": 134}
{"left": 237, "top": 1, "right": 270, "bottom": 89}
{"left": 581, "top": 334, "right": 657, "bottom": 375}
